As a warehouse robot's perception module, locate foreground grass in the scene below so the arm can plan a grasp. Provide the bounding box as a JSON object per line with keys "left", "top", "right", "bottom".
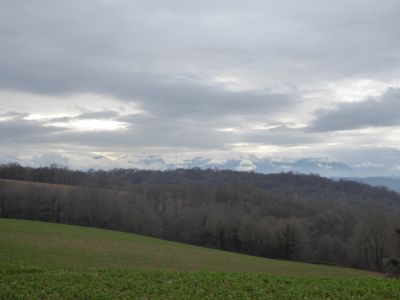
{"left": 2, "top": 218, "right": 399, "bottom": 299}
{"left": 1, "top": 268, "right": 400, "bottom": 300}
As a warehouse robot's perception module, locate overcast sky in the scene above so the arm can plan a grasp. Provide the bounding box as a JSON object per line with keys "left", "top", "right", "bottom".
{"left": 1, "top": 0, "right": 400, "bottom": 173}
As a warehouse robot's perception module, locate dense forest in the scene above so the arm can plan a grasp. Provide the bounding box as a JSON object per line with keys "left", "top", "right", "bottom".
{"left": 1, "top": 163, "right": 400, "bottom": 272}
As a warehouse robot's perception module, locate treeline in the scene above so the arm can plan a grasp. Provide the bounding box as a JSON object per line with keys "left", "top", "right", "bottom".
{"left": 0, "top": 163, "right": 399, "bottom": 272}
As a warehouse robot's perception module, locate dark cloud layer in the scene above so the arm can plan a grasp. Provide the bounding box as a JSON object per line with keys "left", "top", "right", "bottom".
{"left": 1, "top": 0, "right": 400, "bottom": 108}
{"left": 310, "top": 88, "right": 400, "bottom": 132}
{"left": 0, "top": 118, "right": 66, "bottom": 142}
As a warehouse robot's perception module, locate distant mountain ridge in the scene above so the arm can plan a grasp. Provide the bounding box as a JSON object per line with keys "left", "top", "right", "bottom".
{"left": 5, "top": 154, "right": 400, "bottom": 192}
{"left": 346, "top": 177, "right": 400, "bottom": 193}
{"left": 130, "top": 156, "right": 356, "bottom": 177}
{"left": 128, "top": 156, "right": 400, "bottom": 193}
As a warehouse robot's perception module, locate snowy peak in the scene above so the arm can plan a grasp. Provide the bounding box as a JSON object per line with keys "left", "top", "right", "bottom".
{"left": 291, "top": 158, "right": 354, "bottom": 176}
{"left": 122, "top": 155, "right": 355, "bottom": 177}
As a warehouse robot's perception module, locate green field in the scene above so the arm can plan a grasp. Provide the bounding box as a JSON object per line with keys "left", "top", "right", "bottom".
{"left": 1, "top": 218, "right": 399, "bottom": 299}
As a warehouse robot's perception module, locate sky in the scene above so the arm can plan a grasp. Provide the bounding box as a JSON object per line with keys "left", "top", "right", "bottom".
{"left": 1, "top": 0, "right": 400, "bottom": 174}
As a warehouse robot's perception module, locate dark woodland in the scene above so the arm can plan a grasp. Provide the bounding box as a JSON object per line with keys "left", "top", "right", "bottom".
{"left": 1, "top": 163, "right": 399, "bottom": 273}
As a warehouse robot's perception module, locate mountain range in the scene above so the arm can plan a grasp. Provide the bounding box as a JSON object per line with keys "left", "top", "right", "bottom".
{"left": 131, "top": 156, "right": 355, "bottom": 177}
{"left": 124, "top": 155, "right": 400, "bottom": 193}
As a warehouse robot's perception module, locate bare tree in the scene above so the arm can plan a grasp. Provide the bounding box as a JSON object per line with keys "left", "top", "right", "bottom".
{"left": 357, "top": 211, "right": 391, "bottom": 271}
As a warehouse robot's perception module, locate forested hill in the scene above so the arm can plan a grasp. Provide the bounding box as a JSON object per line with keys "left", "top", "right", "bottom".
{"left": 1, "top": 163, "right": 399, "bottom": 209}
{"left": 1, "top": 163, "right": 400, "bottom": 273}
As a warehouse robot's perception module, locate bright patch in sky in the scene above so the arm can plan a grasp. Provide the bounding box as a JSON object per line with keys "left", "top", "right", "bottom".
{"left": 0, "top": 91, "right": 144, "bottom": 117}
{"left": 327, "top": 79, "right": 400, "bottom": 103}
{"left": 217, "top": 127, "right": 237, "bottom": 132}
{"left": 47, "top": 119, "right": 128, "bottom": 132}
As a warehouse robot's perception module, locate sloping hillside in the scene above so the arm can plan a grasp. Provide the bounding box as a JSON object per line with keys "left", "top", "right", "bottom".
{"left": 0, "top": 218, "right": 376, "bottom": 277}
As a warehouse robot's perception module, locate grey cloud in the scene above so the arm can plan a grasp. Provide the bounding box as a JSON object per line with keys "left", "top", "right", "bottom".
{"left": 45, "top": 110, "right": 120, "bottom": 124}
{"left": 114, "top": 74, "right": 298, "bottom": 117}
{"left": 0, "top": 110, "right": 317, "bottom": 152}
{"left": 33, "top": 117, "right": 232, "bottom": 150}
{"left": 0, "top": 111, "right": 226, "bottom": 150}
{"left": 0, "top": 118, "right": 67, "bottom": 141}
{"left": 77, "top": 111, "right": 119, "bottom": 120}
{"left": 0, "top": 62, "right": 300, "bottom": 119}
{"left": 2, "top": 0, "right": 400, "bottom": 113}
{"left": 309, "top": 88, "right": 400, "bottom": 132}
{"left": 0, "top": 111, "right": 29, "bottom": 119}
{"left": 1, "top": 0, "right": 400, "bottom": 93}
{"left": 240, "top": 125, "right": 320, "bottom": 146}
{"left": 92, "top": 155, "right": 105, "bottom": 160}
{"left": 1, "top": 0, "right": 400, "bottom": 174}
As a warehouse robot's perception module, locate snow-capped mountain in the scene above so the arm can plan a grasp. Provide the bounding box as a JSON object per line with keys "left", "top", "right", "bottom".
{"left": 8, "top": 152, "right": 400, "bottom": 191}
{"left": 290, "top": 158, "right": 355, "bottom": 177}
{"left": 124, "top": 155, "right": 356, "bottom": 177}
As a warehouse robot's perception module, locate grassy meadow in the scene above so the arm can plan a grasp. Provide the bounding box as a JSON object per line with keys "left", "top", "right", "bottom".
{"left": 1, "top": 218, "right": 399, "bottom": 299}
